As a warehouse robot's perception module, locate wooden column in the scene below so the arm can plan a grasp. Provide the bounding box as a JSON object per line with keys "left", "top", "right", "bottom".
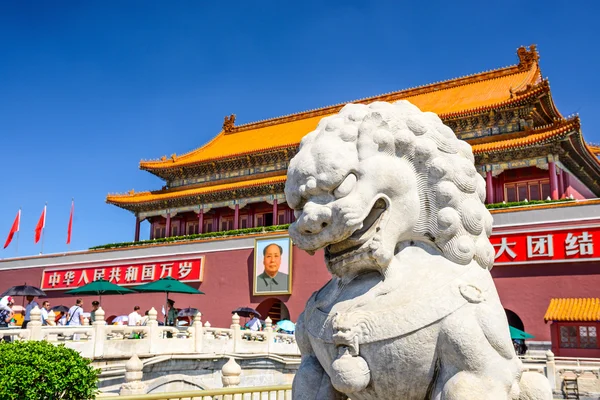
{"left": 165, "top": 213, "right": 171, "bottom": 237}
{"left": 234, "top": 204, "right": 240, "bottom": 230}
{"left": 248, "top": 207, "right": 254, "bottom": 228}
{"left": 215, "top": 210, "right": 220, "bottom": 232}
{"left": 564, "top": 172, "right": 571, "bottom": 198}
{"left": 549, "top": 161, "right": 559, "bottom": 200}
{"left": 485, "top": 170, "right": 494, "bottom": 204}
{"left": 558, "top": 169, "right": 565, "bottom": 199}
{"left": 198, "top": 210, "right": 204, "bottom": 234}
{"left": 272, "top": 199, "right": 278, "bottom": 226}
{"left": 134, "top": 217, "right": 141, "bottom": 242}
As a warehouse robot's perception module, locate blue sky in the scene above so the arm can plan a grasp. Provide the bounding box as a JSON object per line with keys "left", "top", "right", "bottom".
{"left": 1, "top": 1, "right": 599, "bottom": 258}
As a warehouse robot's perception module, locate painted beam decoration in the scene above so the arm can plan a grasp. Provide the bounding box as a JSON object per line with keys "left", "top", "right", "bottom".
{"left": 491, "top": 226, "right": 599, "bottom": 265}
{"left": 40, "top": 256, "right": 204, "bottom": 290}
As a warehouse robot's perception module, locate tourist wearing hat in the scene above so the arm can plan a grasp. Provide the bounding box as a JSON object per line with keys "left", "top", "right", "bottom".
{"left": 166, "top": 299, "right": 177, "bottom": 327}
{"left": 0, "top": 297, "right": 14, "bottom": 342}
{"left": 0, "top": 296, "right": 14, "bottom": 313}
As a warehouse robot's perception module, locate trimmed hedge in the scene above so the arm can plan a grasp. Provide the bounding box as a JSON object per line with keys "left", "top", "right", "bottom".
{"left": 91, "top": 198, "right": 575, "bottom": 250}
{"left": 90, "top": 224, "right": 291, "bottom": 250}
{"left": 485, "top": 198, "right": 574, "bottom": 210}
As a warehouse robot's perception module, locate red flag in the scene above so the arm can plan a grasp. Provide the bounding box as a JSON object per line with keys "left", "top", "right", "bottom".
{"left": 66, "top": 200, "right": 74, "bottom": 245}
{"left": 3, "top": 210, "right": 20, "bottom": 249}
{"left": 34, "top": 205, "right": 46, "bottom": 244}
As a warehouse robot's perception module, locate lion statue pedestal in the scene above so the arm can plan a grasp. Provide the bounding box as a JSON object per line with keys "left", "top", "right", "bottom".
{"left": 284, "top": 101, "right": 552, "bottom": 400}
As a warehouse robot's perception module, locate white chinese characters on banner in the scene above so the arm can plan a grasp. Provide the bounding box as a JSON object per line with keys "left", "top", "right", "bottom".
{"left": 108, "top": 267, "right": 121, "bottom": 283}
{"left": 492, "top": 230, "right": 597, "bottom": 263}
{"left": 526, "top": 235, "right": 554, "bottom": 258}
{"left": 94, "top": 269, "right": 105, "bottom": 281}
{"left": 160, "top": 263, "right": 173, "bottom": 278}
{"left": 78, "top": 271, "right": 90, "bottom": 285}
{"left": 124, "top": 266, "right": 139, "bottom": 282}
{"left": 41, "top": 258, "right": 203, "bottom": 290}
{"left": 142, "top": 265, "right": 155, "bottom": 281}
{"left": 493, "top": 238, "right": 517, "bottom": 260}
{"left": 565, "top": 232, "right": 594, "bottom": 256}
{"left": 63, "top": 271, "right": 76, "bottom": 286}
{"left": 179, "top": 262, "right": 193, "bottom": 279}
{"left": 48, "top": 272, "right": 61, "bottom": 287}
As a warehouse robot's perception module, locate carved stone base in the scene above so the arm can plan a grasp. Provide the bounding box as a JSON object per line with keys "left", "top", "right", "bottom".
{"left": 119, "top": 381, "right": 147, "bottom": 396}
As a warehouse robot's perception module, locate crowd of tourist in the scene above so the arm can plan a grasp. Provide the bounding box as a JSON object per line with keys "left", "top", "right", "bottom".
{"left": 0, "top": 295, "right": 187, "bottom": 341}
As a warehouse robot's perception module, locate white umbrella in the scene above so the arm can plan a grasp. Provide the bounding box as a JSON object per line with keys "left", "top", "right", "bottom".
{"left": 112, "top": 315, "right": 129, "bottom": 324}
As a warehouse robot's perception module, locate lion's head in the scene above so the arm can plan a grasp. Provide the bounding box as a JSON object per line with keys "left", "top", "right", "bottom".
{"left": 285, "top": 101, "right": 494, "bottom": 277}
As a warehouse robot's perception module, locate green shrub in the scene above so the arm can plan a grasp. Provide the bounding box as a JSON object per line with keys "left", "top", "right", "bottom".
{"left": 0, "top": 340, "right": 99, "bottom": 400}
{"left": 485, "top": 198, "right": 573, "bottom": 209}
{"left": 90, "top": 223, "right": 291, "bottom": 250}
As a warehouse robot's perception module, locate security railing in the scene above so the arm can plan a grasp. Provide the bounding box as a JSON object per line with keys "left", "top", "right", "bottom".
{"left": 100, "top": 384, "right": 293, "bottom": 400}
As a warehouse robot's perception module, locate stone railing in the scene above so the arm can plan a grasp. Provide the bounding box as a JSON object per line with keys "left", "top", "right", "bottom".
{"left": 100, "top": 354, "right": 293, "bottom": 398}
{"left": 0, "top": 307, "right": 299, "bottom": 359}
{"left": 520, "top": 351, "right": 600, "bottom": 397}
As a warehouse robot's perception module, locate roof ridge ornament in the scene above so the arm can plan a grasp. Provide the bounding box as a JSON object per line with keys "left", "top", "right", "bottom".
{"left": 517, "top": 44, "right": 539, "bottom": 71}
{"left": 223, "top": 114, "right": 236, "bottom": 133}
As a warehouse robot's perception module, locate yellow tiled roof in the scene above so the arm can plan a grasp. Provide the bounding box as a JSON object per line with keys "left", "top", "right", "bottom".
{"left": 544, "top": 298, "right": 600, "bottom": 322}
{"left": 471, "top": 118, "right": 580, "bottom": 154}
{"left": 589, "top": 144, "right": 600, "bottom": 156}
{"left": 106, "top": 175, "right": 286, "bottom": 205}
{"left": 140, "top": 48, "right": 541, "bottom": 171}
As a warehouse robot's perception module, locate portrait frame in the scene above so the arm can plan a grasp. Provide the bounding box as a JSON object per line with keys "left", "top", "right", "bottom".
{"left": 253, "top": 236, "right": 293, "bottom": 296}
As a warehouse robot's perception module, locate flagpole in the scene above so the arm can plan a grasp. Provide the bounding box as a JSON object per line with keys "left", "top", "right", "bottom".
{"left": 67, "top": 198, "right": 74, "bottom": 253}
{"left": 40, "top": 203, "right": 47, "bottom": 255}
{"left": 15, "top": 208, "right": 21, "bottom": 257}
{"left": 40, "top": 227, "right": 45, "bottom": 255}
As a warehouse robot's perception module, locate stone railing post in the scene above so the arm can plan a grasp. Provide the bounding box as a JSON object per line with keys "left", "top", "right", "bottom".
{"left": 119, "top": 354, "right": 147, "bottom": 395}
{"left": 46, "top": 310, "right": 56, "bottom": 326}
{"left": 147, "top": 308, "right": 159, "bottom": 354}
{"left": 231, "top": 313, "right": 241, "bottom": 353}
{"left": 45, "top": 310, "right": 58, "bottom": 341}
{"left": 264, "top": 317, "right": 273, "bottom": 353}
{"left": 92, "top": 307, "right": 106, "bottom": 358}
{"left": 222, "top": 357, "right": 241, "bottom": 387}
{"left": 28, "top": 306, "right": 43, "bottom": 341}
{"left": 193, "top": 312, "right": 203, "bottom": 353}
{"left": 545, "top": 350, "right": 556, "bottom": 390}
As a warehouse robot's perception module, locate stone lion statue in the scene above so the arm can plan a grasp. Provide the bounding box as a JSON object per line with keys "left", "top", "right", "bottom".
{"left": 284, "top": 101, "right": 552, "bottom": 400}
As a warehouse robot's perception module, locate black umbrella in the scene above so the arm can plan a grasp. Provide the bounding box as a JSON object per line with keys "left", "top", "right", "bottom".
{"left": 177, "top": 307, "right": 199, "bottom": 317}
{"left": 232, "top": 307, "right": 261, "bottom": 318}
{"left": 1, "top": 285, "right": 46, "bottom": 297}
{"left": 51, "top": 305, "right": 70, "bottom": 313}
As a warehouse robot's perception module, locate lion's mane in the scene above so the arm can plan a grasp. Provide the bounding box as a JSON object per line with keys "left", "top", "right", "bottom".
{"left": 314, "top": 100, "right": 495, "bottom": 270}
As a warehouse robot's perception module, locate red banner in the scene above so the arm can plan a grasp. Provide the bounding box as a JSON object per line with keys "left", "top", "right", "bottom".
{"left": 41, "top": 257, "right": 204, "bottom": 290}
{"left": 490, "top": 226, "right": 600, "bottom": 265}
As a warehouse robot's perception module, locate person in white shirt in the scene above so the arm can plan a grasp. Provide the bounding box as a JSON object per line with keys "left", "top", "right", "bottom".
{"left": 40, "top": 301, "right": 50, "bottom": 325}
{"left": 245, "top": 312, "right": 262, "bottom": 331}
{"left": 128, "top": 306, "right": 142, "bottom": 326}
{"left": 67, "top": 298, "right": 84, "bottom": 341}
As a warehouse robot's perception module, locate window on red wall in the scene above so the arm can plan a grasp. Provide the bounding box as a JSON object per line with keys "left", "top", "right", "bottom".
{"left": 580, "top": 326, "right": 598, "bottom": 348}
{"left": 504, "top": 179, "right": 551, "bottom": 202}
{"left": 560, "top": 325, "right": 598, "bottom": 349}
{"left": 187, "top": 223, "right": 199, "bottom": 235}
{"left": 154, "top": 226, "right": 166, "bottom": 238}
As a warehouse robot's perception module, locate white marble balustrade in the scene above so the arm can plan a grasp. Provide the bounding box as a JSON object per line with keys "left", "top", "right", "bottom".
{"left": 0, "top": 306, "right": 300, "bottom": 360}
